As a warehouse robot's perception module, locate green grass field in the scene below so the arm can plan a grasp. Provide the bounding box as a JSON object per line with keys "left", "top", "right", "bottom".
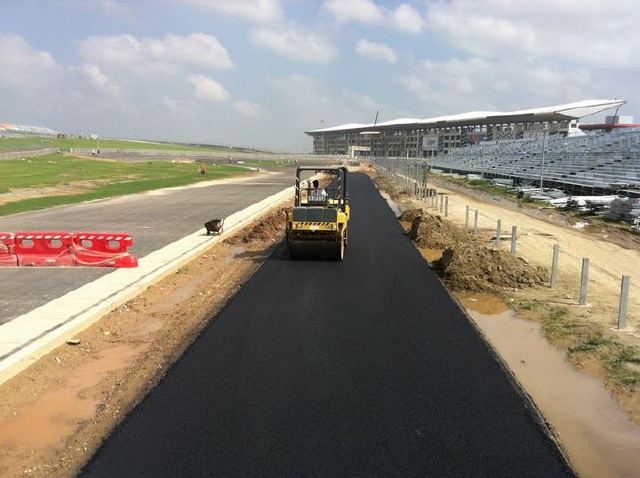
{"left": 0, "top": 153, "right": 249, "bottom": 217}
{"left": 0, "top": 136, "right": 243, "bottom": 153}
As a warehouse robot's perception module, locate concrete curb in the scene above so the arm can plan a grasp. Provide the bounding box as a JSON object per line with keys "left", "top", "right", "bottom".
{"left": 0, "top": 186, "right": 293, "bottom": 385}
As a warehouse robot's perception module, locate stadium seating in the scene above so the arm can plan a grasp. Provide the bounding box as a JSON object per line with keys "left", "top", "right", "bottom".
{"left": 427, "top": 130, "right": 640, "bottom": 193}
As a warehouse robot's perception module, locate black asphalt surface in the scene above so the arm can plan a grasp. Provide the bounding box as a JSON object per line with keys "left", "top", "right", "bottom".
{"left": 0, "top": 171, "right": 292, "bottom": 323}
{"left": 82, "top": 173, "right": 572, "bottom": 477}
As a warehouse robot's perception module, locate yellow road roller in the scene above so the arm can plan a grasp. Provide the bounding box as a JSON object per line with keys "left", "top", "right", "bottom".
{"left": 285, "top": 166, "right": 350, "bottom": 260}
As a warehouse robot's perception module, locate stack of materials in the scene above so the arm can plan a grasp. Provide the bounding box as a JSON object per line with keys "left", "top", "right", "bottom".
{"left": 604, "top": 198, "right": 640, "bottom": 222}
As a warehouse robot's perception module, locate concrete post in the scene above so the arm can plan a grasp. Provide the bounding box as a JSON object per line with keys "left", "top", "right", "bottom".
{"left": 550, "top": 244, "right": 560, "bottom": 289}
{"left": 618, "top": 275, "right": 630, "bottom": 329}
{"left": 496, "top": 219, "right": 502, "bottom": 247}
{"left": 465, "top": 206, "right": 470, "bottom": 229}
{"left": 510, "top": 226, "right": 517, "bottom": 254}
{"left": 474, "top": 210, "right": 479, "bottom": 234}
{"left": 445, "top": 196, "right": 449, "bottom": 217}
{"left": 439, "top": 195, "right": 444, "bottom": 213}
{"left": 579, "top": 258, "right": 589, "bottom": 305}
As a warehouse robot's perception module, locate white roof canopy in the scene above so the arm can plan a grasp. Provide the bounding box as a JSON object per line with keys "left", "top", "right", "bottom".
{"left": 306, "top": 99, "right": 625, "bottom": 135}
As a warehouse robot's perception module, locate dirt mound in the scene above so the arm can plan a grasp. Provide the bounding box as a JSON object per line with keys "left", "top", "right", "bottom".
{"left": 437, "top": 242, "right": 548, "bottom": 292}
{"left": 409, "top": 214, "right": 473, "bottom": 249}
{"left": 399, "top": 208, "right": 423, "bottom": 223}
{"left": 225, "top": 206, "right": 290, "bottom": 244}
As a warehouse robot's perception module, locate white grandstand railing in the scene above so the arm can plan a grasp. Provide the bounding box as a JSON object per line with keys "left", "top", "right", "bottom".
{"left": 421, "top": 130, "right": 640, "bottom": 193}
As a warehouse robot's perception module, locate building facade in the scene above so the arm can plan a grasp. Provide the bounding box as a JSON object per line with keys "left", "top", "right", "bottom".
{"left": 306, "top": 100, "right": 625, "bottom": 158}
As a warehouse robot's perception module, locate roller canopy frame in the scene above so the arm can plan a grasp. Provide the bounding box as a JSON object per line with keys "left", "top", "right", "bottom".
{"left": 294, "top": 166, "right": 348, "bottom": 211}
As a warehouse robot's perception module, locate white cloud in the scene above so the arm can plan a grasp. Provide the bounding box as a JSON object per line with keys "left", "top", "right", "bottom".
{"left": 269, "top": 74, "right": 384, "bottom": 131}
{"left": 356, "top": 39, "right": 396, "bottom": 63}
{"left": 324, "top": 1, "right": 423, "bottom": 33}
{"left": 391, "top": 4, "right": 423, "bottom": 33}
{"left": 188, "top": 74, "right": 230, "bottom": 102}
{"left": 323, "top": 0, "right": 383, "bottom": 24}
{"left": 81, "top": 64, "right": 121, "bottom": 97}
{"left": 399, "top": 57, "right": 591, "bottom": 115}
{"left": 79, "top": 33, "right": 233, "bottom": 73}
{"left": 252, "top": 28, "right": 336, "bottom": 62}
{"left": 180, "top": 0, "right": 282, "bottom": 23}
{"left": 233, "top": 100, "right": 263, "bottom": 117}
{"left": 162, "top": 96, "right": 192, "bottom": 116}
{"left": 426, "top": 0, "right": 640, "bottom": 68}
{"left": 0, "top": 34, "right": 61, "bottom": 91}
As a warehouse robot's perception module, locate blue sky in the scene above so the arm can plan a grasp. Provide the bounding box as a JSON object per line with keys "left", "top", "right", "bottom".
{"left": 0, "top": 0, "right": 637, "bottom": 151}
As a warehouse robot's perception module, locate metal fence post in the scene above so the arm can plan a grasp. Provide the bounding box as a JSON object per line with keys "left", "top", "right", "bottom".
{"left": 465, "top": 206, "right": 470, "bottom": 228}
{"left": 579, "top": 258, "right": 589, "bottom": 305}
{"left": 618, "top": 275, "right": 630, "bottom": 329}
{"left": 510, "top": 226, "right": 517, "bottom": 254}
{"left": 495, "top": 219, "right": 502, "bottom": 247}
{"left": 474, "top": 210, "right": 479, "bottom": 234}
{"left": 550, "top": 244, "right": 560, "bottom": 288}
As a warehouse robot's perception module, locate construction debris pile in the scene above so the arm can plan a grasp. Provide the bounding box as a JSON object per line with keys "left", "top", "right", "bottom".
{"left": 224, "top": 206, "right": 290, "bottom": 245}
{"left": 407, "top": 213, "right": 473, "bottom": 250}
{"left": 438, "top": 243, "right": 548, "bottom": 293}
{"left": 604, "top": 198, "right": 640, "bottom": 222}
{"left": 401, "top": 208, "right": 548, "bottom": 293}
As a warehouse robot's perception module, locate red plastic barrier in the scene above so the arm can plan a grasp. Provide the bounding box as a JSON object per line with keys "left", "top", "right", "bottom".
{"left": 0, "top": 232, "right": 17, "bottom": 266}
{"left": 71, "top": 232, "right": 138, "bottom": 268}
{"left": 14, "top": 232, "right": 76, "bottom": 267}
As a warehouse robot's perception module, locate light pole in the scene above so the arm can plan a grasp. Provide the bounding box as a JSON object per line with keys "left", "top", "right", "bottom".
{"left": 539, "top": 128, "right": 547, "bottom": 189}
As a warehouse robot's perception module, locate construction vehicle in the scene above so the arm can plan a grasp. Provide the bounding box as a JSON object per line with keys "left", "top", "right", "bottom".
{"left": 286, "top": 166, "right": 350, "bottom": 260}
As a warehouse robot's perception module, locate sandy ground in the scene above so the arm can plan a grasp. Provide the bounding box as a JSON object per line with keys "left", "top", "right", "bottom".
{"left": 0, "top": 206, "right": 288, "bottom": 478}
{"left": 0, "top": 180, "right": 117, "bottom": 206}
{"left": 424, "top": 175, "right": 640, "bottom": 337}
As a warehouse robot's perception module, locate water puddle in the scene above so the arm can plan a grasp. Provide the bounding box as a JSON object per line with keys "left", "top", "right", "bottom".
{"left": 458, "top": 292, "right": 509, "bottom": 315}
{"left": 460, "top": 294, "right": 640, "bottom": 477}
{"left": 0, "top": 344, "right": 139, "bottom": 449}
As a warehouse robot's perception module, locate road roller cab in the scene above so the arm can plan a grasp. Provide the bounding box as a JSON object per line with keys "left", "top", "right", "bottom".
{"left": 286, "top": 166, "right": 350, "bottom": 260}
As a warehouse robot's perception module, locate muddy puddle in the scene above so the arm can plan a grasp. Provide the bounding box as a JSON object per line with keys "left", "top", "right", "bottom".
{"left": 0, "top": 344, "right": 139, "bottom": 449}
{"left": 459, "top": 293, "right": 640, "bottom": 477}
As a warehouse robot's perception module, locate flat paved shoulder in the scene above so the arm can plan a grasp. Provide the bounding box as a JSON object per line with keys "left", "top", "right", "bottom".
{"left": 83, "top": 173, "right": 572, "bottom": 477}
{"left": 0, "top": 172, "right": 291, "bottom": 324}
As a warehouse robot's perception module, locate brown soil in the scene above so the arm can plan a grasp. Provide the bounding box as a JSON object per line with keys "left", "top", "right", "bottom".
{"left": 225, "top": 206, "right": 290, "bottom": 244}
{"left": 438, "top": 243, "right": 548, "bottom": 292}
{"left": 408, "top": 212, "right": 474, "bottom": 250}
{"left": 398, "top": 208, "right": 423, "bottom": 224}
{"left": 0, "top": 180, "right": 116, "bottom": 205}
{"left": 0, "top": 206, "right": 288, "bottom": 478}
{"left": 400, "top": 207, "right": 547, "bottom": 293}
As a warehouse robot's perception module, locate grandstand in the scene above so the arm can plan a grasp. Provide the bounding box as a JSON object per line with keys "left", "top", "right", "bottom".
{"left": 307, "top": 99, "right": 640, "bottom": 195}
{"left": 429, "top": 129, "right": 640, "bottom": 195}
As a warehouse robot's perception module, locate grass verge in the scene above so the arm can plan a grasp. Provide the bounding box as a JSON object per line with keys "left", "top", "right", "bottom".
{"left": 0, "top": 153, "right": 248, "bottom": 216}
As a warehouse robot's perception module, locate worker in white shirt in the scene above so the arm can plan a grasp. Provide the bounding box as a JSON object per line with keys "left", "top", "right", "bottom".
{"left": 310, "top": 179, "right": 328, "bottom": 203}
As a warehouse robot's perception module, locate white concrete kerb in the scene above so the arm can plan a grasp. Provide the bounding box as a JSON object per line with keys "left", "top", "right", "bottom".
{"left": 0, "top": 185, "right": 294, "bottom": 385}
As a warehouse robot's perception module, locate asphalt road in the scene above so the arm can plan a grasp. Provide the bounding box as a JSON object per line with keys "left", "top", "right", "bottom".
{"left": 82, "top": 173, "right": 572, "bottom": 477}
{"left": 0, "top": 171, "right": 292, "bottom": 324}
